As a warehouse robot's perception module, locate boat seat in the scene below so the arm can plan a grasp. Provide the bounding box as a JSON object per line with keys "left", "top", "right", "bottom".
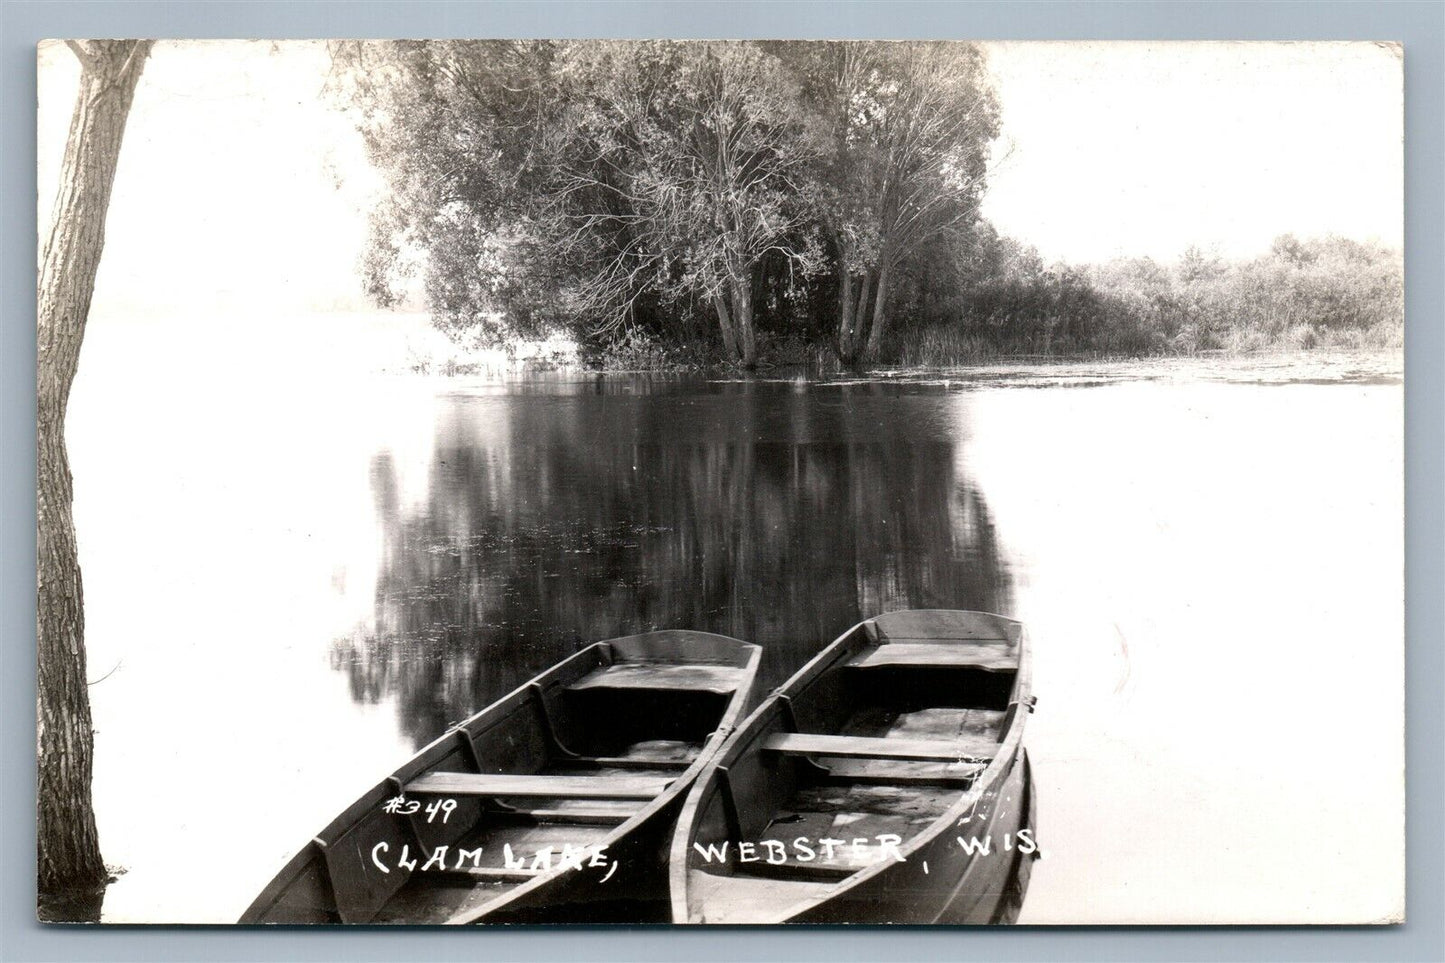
{"left": 567, "top": 661, "right": 746, "bottom": 694}
{"left": 762, "top": 732, "right": 998, "bottom": 764}
{"left": 846, "top": 642, "right": 1018, "bottom": 672}
{"left": 404, "top": 771, "right": 670, "bottom": 800}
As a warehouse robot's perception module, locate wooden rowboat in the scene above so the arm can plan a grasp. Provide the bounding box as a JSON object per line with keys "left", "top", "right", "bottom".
{"left": 241, "top": 630, "right": 762, "bottom": 924}
{"left": 668, "top": 610, "right": 1037, "bottom": 924}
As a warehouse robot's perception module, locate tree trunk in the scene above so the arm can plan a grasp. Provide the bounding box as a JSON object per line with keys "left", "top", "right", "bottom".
{"left": 863, "top": 262, "right": 892, "bottom": 361}
{"left": 731, "top": 278, "right": 756, "bottom": 368}
{"left": 37, "top": 39, "right": 151, "bottom": 900}
{"left": 711, "top": 291, "right": 739, "bottom": 360}
{"left": 835, "top": 263, "right": 860, "bottom": 365}
{"left": 852, "top": 267, "right": 875, "bottom": 359}
{"left": 855, "top": 269, "right": 873, "bottom": 334}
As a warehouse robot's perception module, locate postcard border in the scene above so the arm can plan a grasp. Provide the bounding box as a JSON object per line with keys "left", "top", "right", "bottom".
{"left": 3, "top": 1, "right": 1441, "bottom": 961}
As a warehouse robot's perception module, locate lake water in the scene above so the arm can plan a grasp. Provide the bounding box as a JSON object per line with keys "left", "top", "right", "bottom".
{"left": 65, "top": 334, "right": 1403, "bottom": 924}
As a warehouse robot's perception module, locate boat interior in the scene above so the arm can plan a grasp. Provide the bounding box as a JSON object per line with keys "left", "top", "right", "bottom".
{"left": 679, "top": 612, "right": 1023, "bottom": 923}
{"left": 256, "top": 632, "right": 757, "bottom": 924}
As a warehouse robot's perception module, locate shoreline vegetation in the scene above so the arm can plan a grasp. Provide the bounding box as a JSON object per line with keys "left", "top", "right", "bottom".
{"left": 406, "top": 341, "right": 1404, "bottom": 383}
{"left": 588, "top": 232, "right": 1403, "bottom": 372}
{"left": 404, "top": 232, "right": 1403, "bottom": 377}
{"left": 332, "top": 40, "right": 1402, "bottom": 374}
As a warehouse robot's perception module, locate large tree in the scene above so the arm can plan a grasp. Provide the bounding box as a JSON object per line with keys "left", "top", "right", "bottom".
{"left": 330, "top": 40, "right": 569, "bottom": 341}
{"left": 340, "top": 40, "right": 822, "bottom": 366}
{"left": 785, "top": 42, "right": 999, "bottom": 364}
{"left": 550, "top": 41, "right": 821, "bottom": 366}
{"left": 38, "top": 39, "right": 152, "bottom": 899}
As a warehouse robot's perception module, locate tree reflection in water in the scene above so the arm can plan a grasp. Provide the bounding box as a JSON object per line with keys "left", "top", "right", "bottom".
{"left": 331, "top": 378, "right": 1013, "bottom": 750}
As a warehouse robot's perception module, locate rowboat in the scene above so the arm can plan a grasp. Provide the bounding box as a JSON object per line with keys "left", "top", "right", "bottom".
{"left": 241, "top": 630, "right": 763, "bottom": 924}
{"left": 668, "top": 610, "right": 1037, "bottom": 924}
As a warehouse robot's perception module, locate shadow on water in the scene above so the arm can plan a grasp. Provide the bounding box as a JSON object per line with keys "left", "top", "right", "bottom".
{"left": 332, "top": 378, "right": 1014, "bottom": 746}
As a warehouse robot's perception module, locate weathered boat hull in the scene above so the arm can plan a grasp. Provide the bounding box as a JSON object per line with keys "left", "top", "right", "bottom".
{"left": 242, "top": 630, "right": 762, "bottom": 925}
{"left": 670, "top": 610, "right": 1036, "bottom": 925}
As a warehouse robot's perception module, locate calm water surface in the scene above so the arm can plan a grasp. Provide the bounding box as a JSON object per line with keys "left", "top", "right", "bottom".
{"left": 67, "top": 347, "right": 1403, "bottom": 924}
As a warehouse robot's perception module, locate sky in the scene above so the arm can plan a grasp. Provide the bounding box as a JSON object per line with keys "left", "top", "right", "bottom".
{"left": 980, "top": 41, "right": 1404, "bottom": 263}
{"left": 38, "top": 41, "right": 382, "bottom": 316}
{"left": 38, "top": 40, "right": 1404, "bottom": 316}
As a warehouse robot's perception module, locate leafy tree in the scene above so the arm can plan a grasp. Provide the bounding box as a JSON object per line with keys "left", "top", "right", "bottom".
{"left": 340, "top": 40, "right": 822, "bottom": 366}
{"left": 329, "top": 40, "right": 566, "bottom": 340}
{"left": 783, "top": 42, "right": 999, "bottom": 363}
{"left": 545, "top": 41, "right": 823, "bottom": 365}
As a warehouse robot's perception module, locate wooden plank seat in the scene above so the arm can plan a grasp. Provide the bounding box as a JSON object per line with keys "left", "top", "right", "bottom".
{"left": 762, "top": 732, "right": 999, "bottom": 764}
{"left": 404, "top": 771, "right": 671, "bottom": 800}
{"left": 847, "top": 642, "right": 1018, "bottom": 671}
{"left": 810, "top": 760, "right": 985, "bottom": 785}
{"left": 567, "top": 662, "right": 746, "bottom": 694}
{"left": 871, "top": 610, "right": 1017, "bottom": 642}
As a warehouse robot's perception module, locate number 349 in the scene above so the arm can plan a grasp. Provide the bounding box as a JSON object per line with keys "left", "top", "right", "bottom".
{"left": 383, "top": 796, "right": 458, "bottom": 824}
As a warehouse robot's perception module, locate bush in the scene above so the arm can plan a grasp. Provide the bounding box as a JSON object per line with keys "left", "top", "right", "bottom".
{"left": 891, "top": 232, "right": 1402, "bottom": 362}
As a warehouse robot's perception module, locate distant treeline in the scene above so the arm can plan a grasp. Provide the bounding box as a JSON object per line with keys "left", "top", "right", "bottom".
{"left": 883, "top": 229, "right": 1404, "bottom": 366}
{"left": 331, "top": 41, "right": 1402, "bottom": 370}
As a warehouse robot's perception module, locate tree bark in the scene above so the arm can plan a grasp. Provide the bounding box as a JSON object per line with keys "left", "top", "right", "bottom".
{"left": 835, "top": 257, "right": 860, "bottom": 365}
{"left": 863, "top": 262, "right": 892, "bottom": 361}
{"left": 37, "top": 39, "right": 151, "bottom": 899}
{"left": 854, "top": 268, "right": 873, "bottom": 337}
{"left": 730, "top": 278, "right": 756, "bottom": 368}
{"left": 713, "top": 273, "right": 757, "bottom": 367}
{"left": 851, "top": 267, "right": 876, "bottom": 359}
{"left": 712, "top": 291, "right": 739, "bottom": 360}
